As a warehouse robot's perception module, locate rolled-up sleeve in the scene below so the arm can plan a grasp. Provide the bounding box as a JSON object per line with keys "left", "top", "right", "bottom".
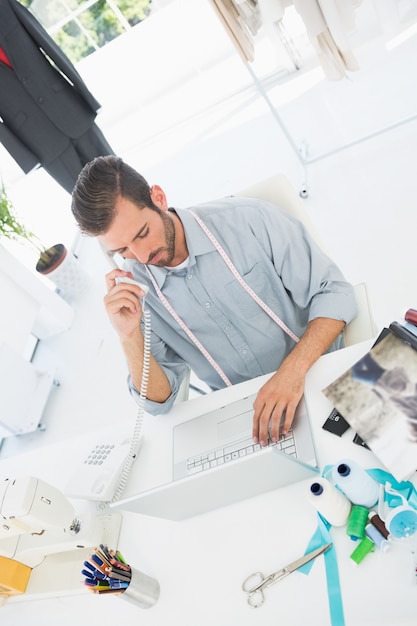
{"left": 254, "top": 201, "right": 358, "bottom": 327}
{"left": 308, "top": 281, "right": 357, "bottom": 324}
{"left": 127, "top": 329, "right": 190, "bottom": 415}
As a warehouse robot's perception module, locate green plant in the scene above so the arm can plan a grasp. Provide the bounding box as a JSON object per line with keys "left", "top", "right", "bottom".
{"left": 0, "top": 180, "right": 60, "bottom": 272}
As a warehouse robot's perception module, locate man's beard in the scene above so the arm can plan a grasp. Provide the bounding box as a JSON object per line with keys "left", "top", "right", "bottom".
{"left": 147, "top": 210, "right": 176, "bottom": 266}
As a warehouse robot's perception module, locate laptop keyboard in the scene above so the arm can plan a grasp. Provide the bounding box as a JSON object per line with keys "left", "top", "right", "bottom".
{"left": 186, "top": 429, "right": 296, "bottom": 476}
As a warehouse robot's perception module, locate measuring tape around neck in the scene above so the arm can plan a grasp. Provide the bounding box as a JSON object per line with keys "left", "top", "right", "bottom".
{"left": 144, "top": 210, "right": 299, "bottom": 386}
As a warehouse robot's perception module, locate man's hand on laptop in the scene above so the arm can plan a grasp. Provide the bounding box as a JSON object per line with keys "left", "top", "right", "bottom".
{"left": 252, "top": 367, "right": 305, "bottom": 446}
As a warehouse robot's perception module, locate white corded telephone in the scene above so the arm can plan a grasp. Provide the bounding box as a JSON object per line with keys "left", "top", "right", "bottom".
{"left": 64, "top": 277, "right": 150, "bottom": 503}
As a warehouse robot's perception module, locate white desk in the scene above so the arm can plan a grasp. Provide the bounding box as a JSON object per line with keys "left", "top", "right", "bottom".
{"left": 1, "top": 340, "right": 417, "bottom": 626}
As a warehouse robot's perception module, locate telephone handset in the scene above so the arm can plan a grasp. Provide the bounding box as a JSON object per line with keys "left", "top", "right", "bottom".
{"left": 115, "top": 275, "right": 149, "bottom": 297}
{"left": 65, "top": 277, "right": 151, "bottom": 503}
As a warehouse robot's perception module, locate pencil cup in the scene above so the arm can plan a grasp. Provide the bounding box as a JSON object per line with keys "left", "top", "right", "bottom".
{"left": 121, "top": 567, "right": 160, "bottom": 609}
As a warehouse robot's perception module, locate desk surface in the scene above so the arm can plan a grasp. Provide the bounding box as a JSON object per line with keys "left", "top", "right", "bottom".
{"left": 1, "top": 340, "right": 417, "bottom": 626}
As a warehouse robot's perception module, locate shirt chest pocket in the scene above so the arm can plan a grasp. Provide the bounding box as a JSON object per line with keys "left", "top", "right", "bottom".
{"left": 225, "top": 263, "right": 277, "bottom": 319}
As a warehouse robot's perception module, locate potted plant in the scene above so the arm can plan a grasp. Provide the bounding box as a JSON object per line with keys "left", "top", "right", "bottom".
{"left": 0, "top": 181, "right": 88, "bottom": 298}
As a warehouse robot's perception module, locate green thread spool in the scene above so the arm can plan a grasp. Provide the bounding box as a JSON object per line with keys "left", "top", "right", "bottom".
{"left": 347, "top": 505, "right": 369, "bottom": 540}
{"left": 350, "top": 536, "right": 375, "bottom": 564}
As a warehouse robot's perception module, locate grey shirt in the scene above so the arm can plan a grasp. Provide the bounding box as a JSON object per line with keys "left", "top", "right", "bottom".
{"left": 125, "top": 196, "right": 357, "bottom": 414}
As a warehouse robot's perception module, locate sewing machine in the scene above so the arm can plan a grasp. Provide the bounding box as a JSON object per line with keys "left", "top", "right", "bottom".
{"left": 0, "top": 476, "right": 121, "bottom": 568}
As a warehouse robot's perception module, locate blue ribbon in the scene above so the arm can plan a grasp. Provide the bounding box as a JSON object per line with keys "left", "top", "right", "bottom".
{"left": 301, "top": 465, "right": 417, "bottom": 626}
{"left": 300, "top": 513, "right": 345, "bottom": 626}
{"left": 366, "top": 468, "right": 417, "bottom": 509}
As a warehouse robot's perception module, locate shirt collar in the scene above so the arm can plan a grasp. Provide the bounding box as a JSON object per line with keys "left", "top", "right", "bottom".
{"left": 144, "top": 207, "right": 215, "bottom": 288}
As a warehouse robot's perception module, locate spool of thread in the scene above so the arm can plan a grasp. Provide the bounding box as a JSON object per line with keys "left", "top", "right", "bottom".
{"left": 368, "top": 511, "right": 390, "bottom": 539}
{"left": 307, "top": 477, "right": 351, "bottom": 526}
{"left": 350, "top": 536, "right": 375, "bottom": 565}
{"left": 385, "top": 505, "right": 417, "bottom": 539}
{"left": 332, "top": 459, "right": 379, "bottom": 507}
{"left": 347, "top": 505, "right": 369, "bottom": 540}
{"left": 365, "top": 523, "right": 390, "bottom": 552}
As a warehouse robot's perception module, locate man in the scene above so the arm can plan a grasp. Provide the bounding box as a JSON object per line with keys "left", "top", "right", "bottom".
{"left": 71, "top": 155, "right": 357, "bottom": 446}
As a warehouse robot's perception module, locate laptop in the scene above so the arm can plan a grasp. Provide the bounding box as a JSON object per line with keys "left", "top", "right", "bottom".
{"left": 110, "top": 393, "right": 318, "bottom": 520}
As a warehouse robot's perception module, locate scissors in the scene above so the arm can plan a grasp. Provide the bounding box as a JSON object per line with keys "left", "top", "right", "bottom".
{"left": 242, "top": 542, "right": 332, "bottom": 608}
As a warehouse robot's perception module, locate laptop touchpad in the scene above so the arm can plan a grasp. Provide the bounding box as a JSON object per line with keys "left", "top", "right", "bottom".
{"left": 217, "top": 410, "right": 253, "bottom": 441}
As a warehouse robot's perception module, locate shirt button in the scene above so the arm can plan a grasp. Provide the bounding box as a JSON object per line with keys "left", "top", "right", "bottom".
{"left": 205, "top": 302, "right": 211, "bottom": 308}
{"left": 38, "top": 97, "right": 44, "bottom": 103}
{"left": 187, "top": 274, "right": 192, "bottom": 280}
{"left": 241, "top": 348, "right": 248, "bottom": 355}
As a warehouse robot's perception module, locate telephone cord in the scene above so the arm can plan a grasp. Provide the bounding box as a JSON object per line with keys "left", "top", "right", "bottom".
{"left": 110, "top": 305, "right": 151, "bottom": 502}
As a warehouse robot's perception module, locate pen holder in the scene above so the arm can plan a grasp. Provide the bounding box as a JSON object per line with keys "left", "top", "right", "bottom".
{"left": 121, "top": 567, "right": 160, "bottom": 609}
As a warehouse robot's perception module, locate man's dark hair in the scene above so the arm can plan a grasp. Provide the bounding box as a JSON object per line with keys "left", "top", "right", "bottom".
{"left": 71, "top": 155, "right": 155, "bottom": 235}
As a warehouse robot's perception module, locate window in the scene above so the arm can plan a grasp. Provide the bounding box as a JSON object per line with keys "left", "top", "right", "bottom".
{"left": 22, "top": 0, "right": 152, "bottom": 63}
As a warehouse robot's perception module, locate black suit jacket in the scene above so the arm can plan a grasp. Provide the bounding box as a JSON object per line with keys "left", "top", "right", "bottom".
{"left": 0, "top": 0, "right": 112, "bottom": 189}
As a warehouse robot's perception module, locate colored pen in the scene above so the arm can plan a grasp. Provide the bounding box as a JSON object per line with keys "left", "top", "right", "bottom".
{"left": 81, "top": 545, "right": 132, "bottom": 596}
{"left": 84, "top": 579, "right": 109, "bottom": 588}
{"left": 87, "top": 587, "right": 123, "bottom": 595}
{"left": 91, "top": 553, "right": 106, "bottom": 567}
{"left": 110, "top": 557, "right": 131, "bottom": 572}
{"left": 104, "top": 568, "right": 131, "bottom": 582}
{"left": 109, "top": 580, "right": 130, "bottom": 590}
{"left": 83, "top": 563, "right": 107, "bottom": 579}
{"left": 115, "top": 550, "right": 127, "bottom": 565}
